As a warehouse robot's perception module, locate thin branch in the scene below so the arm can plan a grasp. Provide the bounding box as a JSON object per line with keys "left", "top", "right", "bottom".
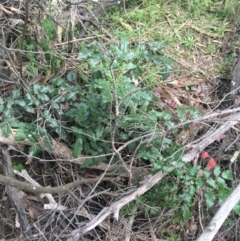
{"left": 0, "top": 173, "right": 113, "bottom": 194}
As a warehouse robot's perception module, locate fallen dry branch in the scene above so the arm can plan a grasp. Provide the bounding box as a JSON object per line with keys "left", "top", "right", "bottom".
{"left": 2, "top": 146, "right": 32, "bottom": 236}
{"left": 68, "top": 170, "right": 168, "bottom": 240}
{"left": 197, "top": 182, "right": 240, "bottom": 241}
{"left": 15, "top": 169, "right": 67, "bottom": 210}
{"left": 0, "top": 172, "right": 112, "bottom": 194}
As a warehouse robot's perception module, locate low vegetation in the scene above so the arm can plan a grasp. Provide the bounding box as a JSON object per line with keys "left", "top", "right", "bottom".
{"left": 0, "top": 0, "right": 240, "bottom": 240}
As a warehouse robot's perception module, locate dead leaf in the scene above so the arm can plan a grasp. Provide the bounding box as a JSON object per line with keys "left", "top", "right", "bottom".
{"left": 169, "top": 76, "right": 206, "bottom": 87}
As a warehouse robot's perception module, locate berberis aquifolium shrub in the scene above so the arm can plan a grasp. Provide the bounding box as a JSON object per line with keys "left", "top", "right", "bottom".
{"left": 0, "top": 38, "right": 178, "bottom": 168}
{"left": 0, "top": 38, "right": 236, "bottom": 220}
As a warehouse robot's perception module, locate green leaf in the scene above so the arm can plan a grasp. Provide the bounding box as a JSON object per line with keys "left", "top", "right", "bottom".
{"left": 65, "top": 92, "right": 76, "bottom": 100}
{"left": 147, "top": 40, "right": 165, "bottom": 52}
{"left": 152, "top": 55, "right": 164, "bottom": 65}
{"left": 25, "top": 105, "right": 35, "bottom": 113}
{"left": 188, "top": 166, "right": 200, "bottom": 177}
{"left": 221, "top": 170, "right": 233, "bottom": 180}
{"left": 67, "top": 71, "right": 76, "bottom": 82}
{"left": 76, "top": 104, "right": 87, "bottom": 122}
{"left": 6, "top": 97, "right": 14, "bottom": 108}
{"left": 213, "top": 166, "right": 221, "bottom": 177}
{"left": 72, "top": 138, "right": 83, "bottom": 158}
{"left": 182, "top": 205, "right": 191, "bottom": 220}
{"left": 17, "top": 99, "right": 26, "bottom": 107}
{"left": 29, "top": 144, "right": 41, "bottom": 156}
{"left": 15, "top": 128, "right": 27, "bottom": 141}
{"left": 51, "top": 77, "right": 65, "bottom": 86}
{"left": 125, "top": 62, "right": 136, "bottom": 71}
{"left": 195, "top": 178, "right": 205, "bottom": 190}
{"left": 80, "top": 158, "right": 96, "bottom": 168}
{"left": 205, "top": 190, "right": 215, "bottom": 208}
{"left": 123, "top": 52, "right": 135, "bottom": 61}
{"left": 89, "top": 57, "right": 101, "bottom": 69}
{"left": 233, "top": 202, "right": 240, "bottom": 216}
{"left": 94, "top": 79, "right": 112, "bottom": 103}
{"left": 51, "top": 102, "right": 59, "bottom": 109}
{"left": 0, "top": 104, "right": 4, "bottom": 112}
{"left": 38, "top": 93, "right": 50, "bottom": 102}
{"left": 206, "top": 178, "right": 216, "bottom": 189}
{"left": 8, "top": 119, "right": 20, "bottom": 127}
{"left": 33, "top": 84, "right": 41, "bottom": 94}
{"left": 77, "top": 48, "right": 92, "bottom": 59}
{"left": 177, "top": 107, "right": 187, "bottom": 123}
{"left": 13, "top": 163, "right": 24, "bottom": 171}
{"left": 120, "top": 37, "right": 129, "bottom": 53}
{"left": 43, "top": 135, "right": 53, "bottom": 153}
{"left": 163, "top": 111, "right": 172, "bottom": 120}
{"left": 1, "top": 123, "right": 11, "bottom": 137}
{"left": 95, "top": 125, "right": 104, "bottom": 139}
{"left": 216, "top": 176, "right": 227, "bottom": 188}
{"left": 12, "top": 89, "right": 21, "bottom": 99}
{"left": 27, "top": 133, "right": 38, "bottom": 143}
{"left": 203, "top": 169, "right": 211, "bottom": 178}
{"left": 189, "top": 106, "right": 203, "bottom": 119}
{"left": 41, "top": 86, "right": 51, "bottom": 93}
{"left": 218, "top": 187, "right": 231, "bottom": 203}
{"left": 162, "top": 163, "right": 174, "bottom": 173}
{"left": 55, "top": 127, "right": 67, "bottom": 141}
{"left": 162, "top": 64, "right": 172, "bottom": 80}
{"left": 165, "top": 120, "right": 175, "bottom": 129}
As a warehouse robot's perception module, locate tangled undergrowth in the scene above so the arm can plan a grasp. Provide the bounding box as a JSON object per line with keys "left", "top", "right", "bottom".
{"left": 0, "top": 0, "right": 240, "bottom": 241}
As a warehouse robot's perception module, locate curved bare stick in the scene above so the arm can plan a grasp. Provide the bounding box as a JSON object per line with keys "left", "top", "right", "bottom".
{"left": 69, "top": 170, "right": 168, "bottom": 240}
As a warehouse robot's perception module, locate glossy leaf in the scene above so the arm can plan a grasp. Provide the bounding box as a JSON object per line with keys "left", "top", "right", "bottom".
{"left": 72, "top": 138, "right": 83, "bottom": 158}
{"left": 67, "top": 71, "right": 76, "bottom": 82}
{"left": 182, "top": 205, "right": 191, "bottom": 220}
{"left": 43, "top": 135, "right": 53, "bottom": 153}
{"left": 15, "top": 129, "right": 27, "bottom": 141}
{"left": 1, "top": 123, "right": 11, "bottom": 137}
{"left": 29, "top": 144, "right": 41, "bottom": 156}
{"left": 205, "top": 190, "right": 215, "bottom": 208}
{"left": 221, "top": 170, "right": 233, "bottom": 180}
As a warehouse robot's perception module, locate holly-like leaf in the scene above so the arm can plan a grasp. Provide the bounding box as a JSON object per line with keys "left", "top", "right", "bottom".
{"left": 182, "top": 205, "right": 191, "bottom": 220}
{"left": 221, "top": 170, "right": 233, "bottom": 180}
{"left": 206, "top": 178, "right": 216, "bottom": 189}
{"left": 233, "top": 202, "right": 240, "bottom": 216}
{"left": 205, "top": 190, "right": 215, "bottom": 208}
{"left": 29, "top": 144, "right": 41, "bottom": 157}
{"left": 43, "top": 135, "right": 53, "bottom": 153}
{"left": 213, "top": 165, "right": 221, "bottom": 177}
{"left": 72, "top": 138, "right": 83, "bottom": 158}
{"left": 15, "top": 128, "right": 27, "bottom": 141}
{"left": 1, "top": 123, "right": 11, "bottom": 137}
{"left": 67, "top": 71, "right": 76, "bottom": 82}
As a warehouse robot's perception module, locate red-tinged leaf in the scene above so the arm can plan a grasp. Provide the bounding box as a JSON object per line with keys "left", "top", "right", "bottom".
{"left": 201, "top": 151, "right": 210, "bottom": 159}
{"left": 207, "top": 158, "right": 217, "bottom": 170}
{"left": 216, "top": 134, "right": 226, "bottom": 142}
{"left": 166, "top": 74, "right": 175, "bottom": 81}
{"left": 177, "top": 80, "right": 184, "bottom": 87}
{"left": 170, "top": 100, "right": 177, "bottom": 108}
